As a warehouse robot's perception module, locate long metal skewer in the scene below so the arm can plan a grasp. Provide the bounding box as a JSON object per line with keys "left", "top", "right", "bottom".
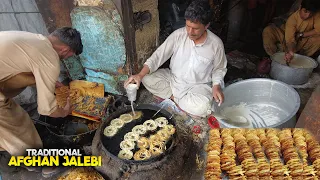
{"left": 152, "top": 104, "right": 166, "bottom": 118}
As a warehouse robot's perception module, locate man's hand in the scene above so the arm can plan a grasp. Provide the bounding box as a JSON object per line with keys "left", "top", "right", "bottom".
{"left": 62, "top": 97, "right": 72, "bottom": 117}
{"left": 124, "top": 65, "right": 150, "bottom": 88}
{"left": 55, "top": 81, "right": 64, "bottom": 88}
{"left": 124, "top": 74, "right": 143, "bottom": 88}
{"left": 284, "top": 51, "right": 294, "bottom": 63}
{"left": 212, "top": 84, "right": 224, "bottom": 106}
{"left": 49, "top": 97, "right": 72, "bottom": 118}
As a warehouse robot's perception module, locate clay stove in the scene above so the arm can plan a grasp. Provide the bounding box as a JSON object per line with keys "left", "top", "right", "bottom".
{"left": 91, "top": 104, "right": 193, "bottom": 180}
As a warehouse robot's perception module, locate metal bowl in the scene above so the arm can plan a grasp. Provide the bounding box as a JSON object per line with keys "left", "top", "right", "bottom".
{"left": 216, "top": 78, "right": 300, "bottom": 128}
{"left": 270, "top": 52, "right": 318, "bottom": 85}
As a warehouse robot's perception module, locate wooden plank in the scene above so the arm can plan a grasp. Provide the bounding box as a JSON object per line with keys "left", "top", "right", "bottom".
{"left": 296, "top": 85, "right": 320, "bottom": 141}
{"left": 121, "top": 0, "right": 138, "bottom": 74}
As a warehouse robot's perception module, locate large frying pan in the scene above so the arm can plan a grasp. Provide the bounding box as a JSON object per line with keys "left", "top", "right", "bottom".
{"left": 100, "top": 104, "right": 177, "bottom": 164}
{"left": 44, "top": 115, "right": 97, "bottom": 148}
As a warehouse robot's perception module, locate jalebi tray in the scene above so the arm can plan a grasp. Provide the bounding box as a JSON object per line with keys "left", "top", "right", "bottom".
{"left": 71, "top": 95, "right": 111, "bottom": 122}
{"left": 58, "top": 167, "right": 104, "bottom": 180}
{"left": 55, "top": 86, "right": 70, "bottom": 108}
{"left": 203, "top": 128, "right": 320, "bottom": 179}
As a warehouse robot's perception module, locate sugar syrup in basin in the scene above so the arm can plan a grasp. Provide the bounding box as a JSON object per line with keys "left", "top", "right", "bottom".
{"left": 216, "top": 78, "right": 300, "bottom": 128}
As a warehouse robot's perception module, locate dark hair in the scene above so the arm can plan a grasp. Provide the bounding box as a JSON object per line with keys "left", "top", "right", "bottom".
{"left": 301, "top": 0, "right": 320, "bottom": 13}
{"left": 51, "top": 27, "right": 83, "bottom": 55}
{"left": 184, "top": 0, "right": 213, "bottom": 25}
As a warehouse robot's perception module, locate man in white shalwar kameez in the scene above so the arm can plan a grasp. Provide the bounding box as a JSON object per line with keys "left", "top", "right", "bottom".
{"left": 125, "top": 0, "right": 227, "bottom": 117}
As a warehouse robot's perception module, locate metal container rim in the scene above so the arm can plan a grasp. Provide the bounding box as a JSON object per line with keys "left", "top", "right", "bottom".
{"left": 271, "top": 52, "right": 318, "bottom": 69}
{"left": 222, "top": 78, "right": 301, "bottom": 128}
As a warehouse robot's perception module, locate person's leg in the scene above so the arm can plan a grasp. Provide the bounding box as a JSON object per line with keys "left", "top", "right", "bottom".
{"left": 142, "top": 68, "right": 172, "bottom": 99}
{"left": 298, "top": 36, "right": 320, "bottom": 57}
{"left": 262, "top": 24, "right": 285, "bottom": 56}
{"left": 175, "top": 84, "right": 212, "bottom": 118}
{"left": 0, "top": 93, "right": 43, "bottom": 156}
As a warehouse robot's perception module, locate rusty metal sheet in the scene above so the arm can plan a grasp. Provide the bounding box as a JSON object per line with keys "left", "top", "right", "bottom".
{"left": 85, "top": 69, "right": 127, "bottom": 95}
{"left": 70, "top": 5, "right": 126, "bottom": 74}
{"left": 63, "top": 56, "right": 86, "bottom": 80}
{"left": 35, "top": 0, "right": 74, "bottom": 33}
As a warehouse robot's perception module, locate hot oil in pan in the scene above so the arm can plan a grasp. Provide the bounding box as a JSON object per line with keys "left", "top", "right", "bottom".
{"left": 102, "top": 109, "right": 174, "bottom": 159}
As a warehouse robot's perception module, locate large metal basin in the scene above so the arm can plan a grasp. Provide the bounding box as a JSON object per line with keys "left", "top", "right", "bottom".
{"left": 270, "top": 52, "right": 318, "bottom": 85}
{"left": 216, "top": 78, "right": 300, "bottom": 128}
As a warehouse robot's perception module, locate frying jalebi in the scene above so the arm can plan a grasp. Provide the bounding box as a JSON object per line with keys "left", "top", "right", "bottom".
{"left": 137, "top": 137, "right": 149, "bottom": 149}
{"left": 120, "top": 114, "right": 133, "bottom": 123}
{"left": 156, "top": 129, "right": 171, "bottom": 142}
{"left": 155, "top": 117, "right": 168, "bottom": 127}
{"left": 143, "top": 120, "right": 158, "bottom": 131}
{"left": 131, "top": 111, "right": 143, "bottom": 120}
{"left": 149, "top": 140, "right": 166, "bottom": 156}
{"left": 163, "top": 124, "right": 176, "bottom": 135}
{"left": 149, "top": 134, "right": 161, "bottom": 142}
{"left": 118, "top": 149, "right": 133, "bottom": 160}
{"left": 132, "top": 125, "right": 147, "bottom": 135}
{"left": 110, "top": 118, "right": 124, "bottom": 128}
{"left": 120, "top": 140, "right": 135, "bottom": 150}
{"left": 133, "top": 148, "right": 151, "bottom": 161}
{"left": 103, "top": 126, "right": 118, "bottom": 137}
{"left": 124, "top": 132, "right": 139, "bottom": 142}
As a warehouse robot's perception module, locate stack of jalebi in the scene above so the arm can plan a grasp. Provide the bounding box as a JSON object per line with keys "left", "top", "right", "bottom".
{"left": 263, "top": 129, "right": 290, "bottom": 179}
{"left": 304, "top": 129, "right": 320, "bottom": 178}
{"left": 232, "top": 129, "right": 259, "bottom": 179}
{"left": 204, "top": 129, "right": 222, "bottom": 179}
{"left": 219, "top": 129, "right": 245, "bottom": 179}
{"left": 245, "top": 129, "right": 270, "bottom": 178}
{"left": 278, "top": 128, "right": 303, "bottom": 177}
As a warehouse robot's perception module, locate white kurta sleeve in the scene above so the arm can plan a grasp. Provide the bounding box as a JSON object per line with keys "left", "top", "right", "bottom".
{"left": 212, "top": 43, "right": 227, "bottom": 88}
{"left": 144, "top": 31, "right": 177, "bottom": 73}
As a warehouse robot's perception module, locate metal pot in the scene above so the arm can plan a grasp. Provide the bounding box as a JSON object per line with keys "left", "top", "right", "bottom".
{"left": 215, "top": 78, "right": 300, "bottom": 128}
{"left": 270, "top": 52, "right": 318, "bottom": 85}
{"left": 44, "top": 116, "right": 98, "bottom": 148}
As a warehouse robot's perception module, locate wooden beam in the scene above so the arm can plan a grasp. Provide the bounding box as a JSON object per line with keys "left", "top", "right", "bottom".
{"left": 121, "top": 0, "right": 138, "bottom": 75}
